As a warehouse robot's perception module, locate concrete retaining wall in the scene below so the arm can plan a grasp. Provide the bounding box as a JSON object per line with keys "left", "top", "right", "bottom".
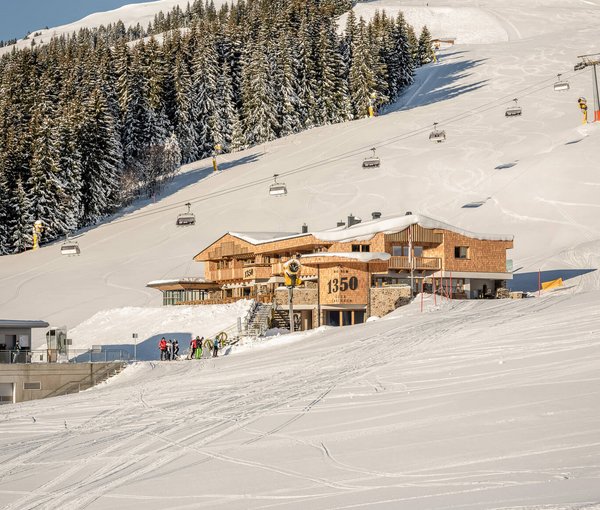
{"left": 0, "top": 362, "right": 126, "bottom": 404}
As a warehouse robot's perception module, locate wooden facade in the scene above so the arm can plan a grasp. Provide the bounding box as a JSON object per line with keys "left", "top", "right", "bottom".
{"left": 149, "top": 215, "right": 514, "bottom": 326}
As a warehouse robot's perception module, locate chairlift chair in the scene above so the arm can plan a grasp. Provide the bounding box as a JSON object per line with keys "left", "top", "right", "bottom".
{"left": 362, "top": 147, "right": 381, "bottom": 168}
{"left": 60, "top": 235, "right": 80, "bottom": 256}
{"left": 505, "top": 98, "right": 522, "bottom": 117}
{"left": 429, "top": 122, "right": 446, "bottom": 143}
{"left": 553, "top": 74, "right": 570, "bottom": 92}
{"left": 176, "top": 202, "right": 196, "bottom": 226}
{"left": 269, "top": 174, "right": 287, "bottom": 196}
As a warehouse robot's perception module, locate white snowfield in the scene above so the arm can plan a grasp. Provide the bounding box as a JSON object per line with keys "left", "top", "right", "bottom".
{"left": 69, "top": 300, "right": 252, "bottom": 360}
{"left": 0, "top": 0, "right": 232, "bottom": 56}
{"left": 1, "top": 0, "right": 600, "bottom": 507}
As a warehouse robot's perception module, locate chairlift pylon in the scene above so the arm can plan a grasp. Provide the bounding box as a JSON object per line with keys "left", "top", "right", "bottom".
{"left": 269, "top": 174, "right": 287, "bottom": 196}
{"left": 176, "top": 202, "right": 196, "bottom": 226}
{"left": 429, "top": 122, "right": 446, "bottom": 143}
{"left": 60, "top": 234, "right": 80, "bottom": 256}
{"left": 362, "top": 147, "right": 381, "bottom": 168}
{"left": 553, "top": 73, "right": 570, "bottom": 92}
{"left": 505, "top": 98, "right": 522, "bottom": 117}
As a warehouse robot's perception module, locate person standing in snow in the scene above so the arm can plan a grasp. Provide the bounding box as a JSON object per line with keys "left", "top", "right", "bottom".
{"left": 166, "top": 339, "right": 173, "bottom": 361}
{"left": 212, "top": 337, "right": 219, "bottom": 358}
{"left": 195, "top": 336, "right": 203, "bottom": 359}
{"left": 159, "top": 337, "right": 167, "bottom": 361}
{"left": 189, "top": 337, "right": 196, "bottom": 359}
{"left": 173, "top": 340, "right": 179, "bottom": 360}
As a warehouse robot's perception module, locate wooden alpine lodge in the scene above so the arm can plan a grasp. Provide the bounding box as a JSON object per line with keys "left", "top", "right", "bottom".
{"left": 147, "top": 212, "right": 514, "bottom": 330}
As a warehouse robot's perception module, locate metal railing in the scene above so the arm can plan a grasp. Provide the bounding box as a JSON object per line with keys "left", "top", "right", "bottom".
{"left": 0, "top": 349, "right": 131, "bottom": 364}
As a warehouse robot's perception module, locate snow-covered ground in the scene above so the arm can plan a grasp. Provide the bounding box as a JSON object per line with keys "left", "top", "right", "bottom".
{"left": 1, "top": 292, "right": 600, "bottom": 509}
{"left": 0, "top": 0, "right": 233, "bottom": 56}
{"left": 69, "top": 300, "right": 252, "bottom": 360}
{"left": 1, "top": 0, "right": 600, "bottom": 507}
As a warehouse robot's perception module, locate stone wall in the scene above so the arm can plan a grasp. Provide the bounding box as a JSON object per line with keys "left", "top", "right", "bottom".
{"left": 274, "top": 287, "right": 318, "bottom": 306}
{"left": 369, "top": 286, "right": 412, "bottom": 317}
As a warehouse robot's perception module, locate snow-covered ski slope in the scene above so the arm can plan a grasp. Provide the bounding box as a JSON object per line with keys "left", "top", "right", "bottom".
{"left": 1, "top": 294, "right": 600, "bottom": 509}
{"left": 1, "top": 1, "right": 600, "bottom": 506}
{"left": 3, "top": 0, "right": 600, "bottom": 336}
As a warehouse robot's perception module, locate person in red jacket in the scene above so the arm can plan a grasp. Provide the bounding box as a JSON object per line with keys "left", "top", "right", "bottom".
{"left": 159, "top": 337, "right": 167, "bottom": 361}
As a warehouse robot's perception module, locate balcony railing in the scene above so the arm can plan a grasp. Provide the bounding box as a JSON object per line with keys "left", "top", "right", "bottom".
{"left": 389, "top": 256, "right": 441, "bottom": 271}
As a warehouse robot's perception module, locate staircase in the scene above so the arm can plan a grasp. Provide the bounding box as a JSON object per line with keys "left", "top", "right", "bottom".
{"left": 245, "top": 302, "right": 273, "bottom": 336}
{"left": 44, "top": 362, "right": 128, "bottom": 399}
{"left": 271, "top": 307, "right": 290, "bottom": 330}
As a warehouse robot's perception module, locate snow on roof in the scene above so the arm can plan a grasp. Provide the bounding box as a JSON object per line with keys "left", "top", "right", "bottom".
{"left": 229, "top": 232, "right": 303, "bottom": 244}
{"left": 0, "top": 319, "right": 49, "bottom": 329}
{"left": 301, "top": 252, "right": 391, "bottom": 263}
{"left": 146, "top": 277, "right": 213, "bottom": 286}
{"left": 226, "top": 214, "right": 512, "bottom": 247}
{"left": 311, "top": 213, "right": 514, "bottom": 243}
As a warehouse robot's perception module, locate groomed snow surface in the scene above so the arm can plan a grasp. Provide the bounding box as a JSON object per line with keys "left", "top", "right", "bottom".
{"left": 1, "top": 0, "right": 600, "bottom": 507}
{"left": 2, "top": 291, "right": 600, "bottom": 509}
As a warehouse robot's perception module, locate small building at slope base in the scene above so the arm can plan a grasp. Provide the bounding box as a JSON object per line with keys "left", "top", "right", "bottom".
{"left": 147, "top": 212, "right": 514, "bottom": 330}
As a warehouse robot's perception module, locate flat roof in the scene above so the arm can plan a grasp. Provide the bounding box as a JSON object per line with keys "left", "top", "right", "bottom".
{"left": 0, "top": 320, "right": 49, "bottom": 329}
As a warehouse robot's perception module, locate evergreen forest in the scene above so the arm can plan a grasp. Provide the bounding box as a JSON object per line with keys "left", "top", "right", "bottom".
{"left": 0, "top": 0, "right": 434, "bottom": 254}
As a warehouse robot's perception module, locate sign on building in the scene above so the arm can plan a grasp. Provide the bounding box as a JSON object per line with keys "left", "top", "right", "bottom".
{"left": 319, "top": 265, "right": 369, "bottom": 305}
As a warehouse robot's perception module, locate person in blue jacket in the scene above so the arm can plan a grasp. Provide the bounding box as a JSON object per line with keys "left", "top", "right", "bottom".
{"left": 212, "top": 337, "right": 219, "bottom": 358}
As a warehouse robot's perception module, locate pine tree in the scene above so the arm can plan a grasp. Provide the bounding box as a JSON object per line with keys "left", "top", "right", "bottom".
{"left": 10, "top": 177, "right": 33, "bottom": 253}
{"left": 78, "top": 88, "right": 123, "bottom": 224}
{"left": 240, "top": 38, "right": 280, "bottom": 146}
{"left": 349, "top": 17, "right": 376, "bottom": 118}
{"left": 173, "top": 52, "right": 197, "bottom": 162}
{"left": 394, "top": 13, "right": 415, "bottom": 92}
{"left": 191, "top": 30, "right": 220, "bottom": 158}
{"left": 27, "top": 99, "right": 69, "bottom": 240}
{"left": 417, "top": 25, "right": 434, "bottom": 65}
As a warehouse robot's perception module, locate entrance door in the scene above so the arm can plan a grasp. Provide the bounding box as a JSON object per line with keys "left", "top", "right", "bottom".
{"left": 0, "top": 383, "right": 14, "bottom": 405}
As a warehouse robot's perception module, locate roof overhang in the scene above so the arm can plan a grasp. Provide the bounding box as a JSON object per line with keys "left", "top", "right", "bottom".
{"left": 0, "top": 320, "right": 49, "bottom": 329}
{"left": 431, "top": 271, "right": 513, "bottom": 280}
{"left": 146, "top": 279, "right": 221, "bottom": 291}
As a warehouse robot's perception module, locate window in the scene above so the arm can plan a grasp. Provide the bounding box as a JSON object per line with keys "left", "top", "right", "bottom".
{"left": 454, "top": 246, "right": 469, "bottom": 259}
{"left": 414, "top": 246, "right": 423, "bottom": 257}
{"left": 23, "top": 382, "right": 41, "bottom": 390}
{"left": 351, "top": 244, "right": 370, "bottom": 252}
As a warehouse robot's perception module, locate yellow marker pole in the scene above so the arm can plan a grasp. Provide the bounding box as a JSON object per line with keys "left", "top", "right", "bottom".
{"left": 368, "top": 105, "right": 374, "bottom": 118}
{"left": 32, "top": 220, "right": 43, "bottom": 250}
{"left": 212, "top": 156, "right": 218, "bottom": 172}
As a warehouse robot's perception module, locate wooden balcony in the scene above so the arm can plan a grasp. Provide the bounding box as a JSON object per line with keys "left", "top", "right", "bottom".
{"left": 389, "top": 256, "right": 441, "bottom": 271}
{"left": 206, "top": 268, "right": 243, "bottom": 281}
{"left": 242, "top": 264, "right": 272, "bottom": 280}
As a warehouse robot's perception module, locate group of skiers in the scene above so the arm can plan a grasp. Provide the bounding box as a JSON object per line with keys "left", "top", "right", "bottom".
{"left": 188, "top": 335, "right": 220, "bottom": 359}
{"left": 158, "top": 335, "right": 219, "bottom": 361}
{"left": 158, "top": 338, "right": 179, "bottom": 361}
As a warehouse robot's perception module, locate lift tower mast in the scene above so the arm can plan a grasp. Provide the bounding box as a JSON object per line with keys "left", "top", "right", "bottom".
{"left": 576, "top": 53, "right": 600, "bottom": 122}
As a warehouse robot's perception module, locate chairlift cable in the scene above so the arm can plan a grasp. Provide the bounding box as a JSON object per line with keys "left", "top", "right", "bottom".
{"left": 97, "top": 68, "right": 586, "bottom": 229}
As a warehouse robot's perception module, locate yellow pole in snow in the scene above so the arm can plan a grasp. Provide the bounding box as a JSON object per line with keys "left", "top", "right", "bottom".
{"left": 32, "top": 220, "right": 43, "bottom": 250}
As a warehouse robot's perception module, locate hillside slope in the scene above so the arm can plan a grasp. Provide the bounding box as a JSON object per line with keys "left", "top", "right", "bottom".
{"left": 0, "top": 0, "right": 599, "bottom": 336}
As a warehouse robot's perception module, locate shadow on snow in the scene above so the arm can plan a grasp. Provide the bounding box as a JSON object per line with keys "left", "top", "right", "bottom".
{"left": 510, "top": 268, "right": 597, "bottom": 292}
{"left": 386, "top": 57, "right": 489, "bottom": 113}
